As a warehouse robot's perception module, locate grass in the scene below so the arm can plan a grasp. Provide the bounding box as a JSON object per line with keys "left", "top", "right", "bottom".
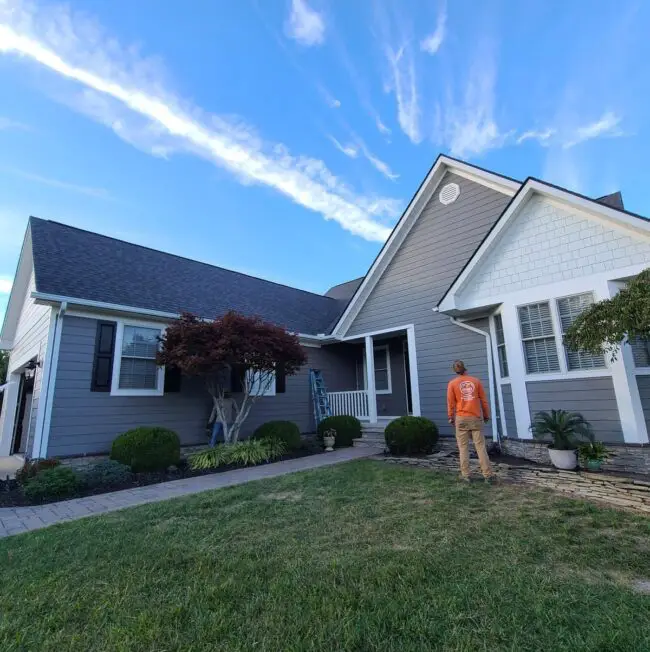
{"left": 1, "top": 460, "right": 650, "bottom": 651}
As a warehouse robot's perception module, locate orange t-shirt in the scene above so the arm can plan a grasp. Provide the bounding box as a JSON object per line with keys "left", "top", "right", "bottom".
{"left": 447, "top": 374, "right": 489, "bottom": 420}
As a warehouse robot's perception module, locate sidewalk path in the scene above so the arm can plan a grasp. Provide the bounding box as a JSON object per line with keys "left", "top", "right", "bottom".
{"left": 0, "top": 447, "right": 376, "bottom": 538}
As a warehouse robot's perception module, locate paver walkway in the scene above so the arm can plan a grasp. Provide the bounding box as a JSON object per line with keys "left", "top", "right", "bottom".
{"left": 0, "top": 447, "right": 376, "bottom": 538}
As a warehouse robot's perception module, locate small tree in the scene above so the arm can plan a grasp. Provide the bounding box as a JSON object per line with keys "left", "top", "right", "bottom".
{"left": 564, "top": 268, "right": 650, "bottom": 362}
{"left": 158, "top": 312, "right": 307, "bottom": 444}
{"left": 0, "top": 350, "right": 8, "bottom": 384}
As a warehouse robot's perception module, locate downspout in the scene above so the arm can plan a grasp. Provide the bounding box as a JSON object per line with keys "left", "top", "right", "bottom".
{"left": 36, "top": 301, "right": 67, "bottom": 459}
{"left": 449, "top": 317, "right": 500, "bottom": 445}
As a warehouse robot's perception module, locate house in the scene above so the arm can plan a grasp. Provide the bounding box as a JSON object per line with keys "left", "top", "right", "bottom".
{"left": 1, "top": 154, "right": 650, "bottom": 471}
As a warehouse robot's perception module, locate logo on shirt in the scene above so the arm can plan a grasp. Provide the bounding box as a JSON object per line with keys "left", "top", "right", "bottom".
{"left": 459, "top": 380, "right": 476, "bottom": 401}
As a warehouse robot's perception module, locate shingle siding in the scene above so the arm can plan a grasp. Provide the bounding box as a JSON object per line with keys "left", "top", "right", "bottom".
{"left": 47, "top": 316, "right": 357, "bottom": 456}
{"left": 500, "top": 384, "right": 517, "bottom": 438}
{"left": 526, "top": 377, "right": 624, "bottom": 443}
{"left": 346, "top": 172, "right": 511, "bottom": 436}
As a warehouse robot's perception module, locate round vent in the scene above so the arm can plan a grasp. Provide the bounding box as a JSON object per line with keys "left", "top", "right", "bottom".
{"left": 439, "top": 182, "right": 460, "bottom": 205}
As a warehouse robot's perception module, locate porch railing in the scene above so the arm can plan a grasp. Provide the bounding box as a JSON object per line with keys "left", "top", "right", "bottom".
{"left": 327, "top": 390, "right": 369, "bottom": 419}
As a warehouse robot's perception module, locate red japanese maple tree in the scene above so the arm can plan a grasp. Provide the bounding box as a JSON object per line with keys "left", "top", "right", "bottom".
{"left": 158, "top": 312, "right": 307, "bottom": 443}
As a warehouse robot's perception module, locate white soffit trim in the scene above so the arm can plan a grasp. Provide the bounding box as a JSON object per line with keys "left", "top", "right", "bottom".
{"left": 438, "top": 179, "right": 650, "bottom": 313}
{"left": 331, "top": 157, "right": 520, "bottom": 337}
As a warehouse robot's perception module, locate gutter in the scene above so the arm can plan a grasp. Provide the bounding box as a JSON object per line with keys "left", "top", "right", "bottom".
{"left": 449, "top": 316, "right": 500, "bottom": 445}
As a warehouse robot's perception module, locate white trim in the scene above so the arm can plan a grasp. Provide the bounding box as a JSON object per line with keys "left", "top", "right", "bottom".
{"left": 402, "top": 340, "right": 411, "bottom": 414}
{"left": 110, "top": 319, "right": 166, "bottom": 397}
{"left": 522, "top": 370, "right": 611, "bottom": 382}
{"left": 489, "top": 313, "right": 509, "bottom": 439}
{"left": 332, "top": 157, "right": 519, "bottom": 337}
{"left": 361, "top": 344, "right": 392, "bottom": 394}
{"left": 406, "top": 325, "right": 421, "bottom": 416}
{"left": 0, "top": 375, "right": 20, "bottom": 456}
{"left": 438, "top": 181, "right": 650, "bottom": 313}
{"left": 364, "top": 336, "right": 378, "bottom": 423}
{"left": 30, "top": 307, "right": 57, "bottom": 458}
{"left": 634, "top": 368, "right": 650, "bottom": 375}
{"left": 341, "top": 324, "right": 412, "bottom": 341}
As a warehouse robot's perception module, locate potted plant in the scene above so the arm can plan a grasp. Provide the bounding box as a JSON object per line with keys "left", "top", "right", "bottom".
{"left": 530, "top": 410, "right": 594, "bottom": 470}
{"left": 578, "top": 441, "right": 610, "bottom": 471}
{"left": 323, "top": 428, "right": 336, "bottom": 452}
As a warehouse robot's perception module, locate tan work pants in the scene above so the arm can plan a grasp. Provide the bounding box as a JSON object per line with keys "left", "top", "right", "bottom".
{"left": 455, "top": 416, "right": 494, "bottom": 478}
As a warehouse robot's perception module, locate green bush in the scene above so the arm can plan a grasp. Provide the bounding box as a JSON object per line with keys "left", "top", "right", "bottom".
{"left": 15, "top": 458, "right": 60, "bottom": 485}
{"left": 23, "top": 467, "right": 81, "bottom": 502}
{"left": 317, "top": 415, "right": 361, "bottom": 448}
{"left": 384, "top": 416, "right": 439, "bottom": 455}
{"left": 252, "top": 421, "right": 301, "bottom": 450}
{"left": 80, "top": 459, "right": 133, "bottom": 488}
{"left": 110, "top": 427, "right": 180, "bottom": 472}
{"left": 188, "top": 438, "right": 286, "bottom": 470}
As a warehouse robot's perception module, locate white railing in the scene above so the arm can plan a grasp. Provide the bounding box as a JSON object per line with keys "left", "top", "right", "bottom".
{"left": 327, "top": 390, "right": 369, "bottom": 419}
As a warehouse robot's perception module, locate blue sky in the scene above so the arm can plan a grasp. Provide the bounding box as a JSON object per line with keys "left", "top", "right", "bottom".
{"left": 0, "top": 0, "right": 649, "bottom": 323}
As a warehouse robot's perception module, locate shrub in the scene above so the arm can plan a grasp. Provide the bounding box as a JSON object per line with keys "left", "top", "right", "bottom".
{"left": 23, "top": 467, "right": 81, "bottom": 502}
{"left": 110, "top": 427, "right": 180, "bottom": 472}
{"left": 80, "top": 459, "right": 133, "bottom": 488}
{"left": 15, "top": 458, "right": 60, "bottom": 485}
{"left": 384, "top": 416, "right": 439, "bottom": 455}
{"left": 317, "top": 415, "right": 361, "bottom": 448}
{"left": 188, "top": 438, "right": 286, "bottom": 470}
{"left": 252, "top": 421, "right": 301, "bottom": 450}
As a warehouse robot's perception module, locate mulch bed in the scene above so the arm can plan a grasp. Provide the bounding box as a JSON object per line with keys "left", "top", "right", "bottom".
{"left": 0, "top": 446, "right": 322, "bottom": 508}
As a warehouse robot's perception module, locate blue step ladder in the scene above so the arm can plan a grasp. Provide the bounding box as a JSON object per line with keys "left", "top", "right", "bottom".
{"left": 310, "top": 369, "right": 332, "bottom": 425}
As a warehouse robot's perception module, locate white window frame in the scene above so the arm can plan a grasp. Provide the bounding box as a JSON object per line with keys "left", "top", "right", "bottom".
{"left": 493, "top": 312, "right": 509, "bottom": 379}
{"left": 360, "top": 344, "right": 392, "bottom": 394}
{"left": 111, "top": 319, "right": 166, "bottom": 397}
{"left": 517, "top": 300, "right": 562, "bottom": 376}
{"left": 246, "top": 369, "right": 276, "bottom": 397}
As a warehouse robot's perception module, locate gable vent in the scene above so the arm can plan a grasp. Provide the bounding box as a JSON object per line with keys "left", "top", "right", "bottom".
{"left": 439, "top": 182, "right": 460, "bottom": 205}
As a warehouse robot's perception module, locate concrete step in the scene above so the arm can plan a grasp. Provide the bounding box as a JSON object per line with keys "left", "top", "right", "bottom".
{"left": 353, "top": 437, "right": 386, "bottom": 450}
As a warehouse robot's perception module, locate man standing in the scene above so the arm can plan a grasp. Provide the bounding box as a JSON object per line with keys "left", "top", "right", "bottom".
{"left": 447, "top": 360, "right": 495, "bottom": 483}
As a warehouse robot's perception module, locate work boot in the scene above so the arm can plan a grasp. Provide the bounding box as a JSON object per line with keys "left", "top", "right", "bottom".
{"left": 459, "top": 475, "right": 471, "bottom": 484}
{"left": 484, "top": 475, "right": 497, "bottom": 485}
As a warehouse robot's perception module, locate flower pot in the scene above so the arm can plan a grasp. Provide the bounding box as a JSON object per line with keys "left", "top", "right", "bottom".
{"left": 323, "top": 436, "right": 335, "bottom": 452}
{"left": 548, "top": 448, "right": 578, "bottom": 470}
{"left": 586, "top": 459, "right": 603, "bottom": 472}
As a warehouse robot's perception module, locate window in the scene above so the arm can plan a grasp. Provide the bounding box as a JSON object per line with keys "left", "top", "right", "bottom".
{"left": 494, "top": 314, "right": 509, "bottom": 378}
{"left": 247, "top": 369, "right": 276, "bottom": 397}
{"left": 518, "top": 302, "right": 560, "bottom": 374}
{"left": 112, "top": 323, "right": 165, "bottom": 395}
{"left": 630, "top": 338, "right": 650, "bottom": 368}
{"left": 357, "top": 345, "right": 392, "bottom": 394}
{"left": 556, "top": 293, "right": 606, "bottom": 370}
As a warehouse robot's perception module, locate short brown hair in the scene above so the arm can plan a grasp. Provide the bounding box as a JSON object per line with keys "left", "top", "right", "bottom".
{"left": 452, "top": 360, "right": 466, "bottom": 374}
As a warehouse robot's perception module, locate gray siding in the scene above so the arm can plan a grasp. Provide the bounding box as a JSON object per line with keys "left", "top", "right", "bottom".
{"left": 637, "top": 376, "right": 650, "bottom": 433}
{"left": 346, "top": 172, "right": 511, "bottom": 436}
{"left": 526, "top": 377, "right": 624, "bottom": 443}
{"left": 500, "top": 384, "right": 517, "bottom": 438}
{"left": 47, "top": 316, "right": 357, "bottom": 456}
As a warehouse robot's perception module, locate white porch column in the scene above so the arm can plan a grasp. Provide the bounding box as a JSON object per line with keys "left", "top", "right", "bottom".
{"left": 406, "top": 326, "right": 421, "bottom": 416}
{"left": 365, "top": 335, "right": 378, "bottom": 423}
{"left": 0, "top": 375, "right": 19, "bottom": 457}
{"left": 603, "top": 281, "right": 649, "bottom": 444}
{"left": 500, "top": 303, "right": 532, "bottom": 438}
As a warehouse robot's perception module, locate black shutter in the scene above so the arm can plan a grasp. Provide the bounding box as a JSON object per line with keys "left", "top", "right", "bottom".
{"left": 275, "top": 363, "right": 286, "bottom": 394}
{"left": 91, "top": 321, "right": 116, "bottom": 392}
{"left": 164, "top": 366, "right": 182, "bottom": 393}
{"left": 230, "top": 364, "right": 245, "bottom": 393}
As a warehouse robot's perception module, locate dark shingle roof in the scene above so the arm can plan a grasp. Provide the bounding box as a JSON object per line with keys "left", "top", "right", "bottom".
{"left": 29, "top": 217, "right": 344, "bottom": 334}
{"left": 596, "top": 191, "right": 625, "bottom": 210}
{"left": 324, "top": 277, "right": 363, "bottom": 301}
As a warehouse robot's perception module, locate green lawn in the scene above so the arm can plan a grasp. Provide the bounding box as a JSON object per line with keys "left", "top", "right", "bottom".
{"left": 1, "top": 461, "right": 650, "bottom": 651}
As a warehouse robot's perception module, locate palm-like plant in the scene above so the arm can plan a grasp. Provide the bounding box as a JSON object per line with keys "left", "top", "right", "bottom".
{"left": 530, "top": 410, "right": 594, "bottom": 450}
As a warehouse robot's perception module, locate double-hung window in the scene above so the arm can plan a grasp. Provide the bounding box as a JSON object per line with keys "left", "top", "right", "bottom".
{"left": 112, "top": 323, "right": 165, "bottom": 395}
{"left": 357, "top": 345, "right": 392, "bottom": 393}
{"left": 556, "top": 293, "right": 606, "bottom": 370}
{"left": 494, "top": 313, "right": 509, "bottom": 378}
{"left": 518, "top": 302, "right": 560, "bottom": 374}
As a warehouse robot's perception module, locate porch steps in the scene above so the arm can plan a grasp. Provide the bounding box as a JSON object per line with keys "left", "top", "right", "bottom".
{"left": 353, "top": 423, "right": 388, "bottom": 451}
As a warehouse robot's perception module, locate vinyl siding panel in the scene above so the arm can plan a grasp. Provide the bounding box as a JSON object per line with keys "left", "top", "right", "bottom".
{"left": 526, "top": 377, "right": 624, "bottom": 443}
{"left": 47, "top": 316, "right": 357, "bottom": 456}
{"left": 636, "top": 376, "right": 650, "bottom": 433}
{"left": 346, "top": 172, "right": 511, "bottom": 436}
{"left": 500, "top": 384, "right": 517, "bottom": 438}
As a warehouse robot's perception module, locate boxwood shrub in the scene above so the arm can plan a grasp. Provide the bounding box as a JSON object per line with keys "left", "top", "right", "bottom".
{"left": 15, "top": 458, "right": 60, "bottom": 485}
{"left": 384, "top": 416, "right": 439, "bottom": 455}
{"left": 80, "top": 459, "right": 133, "bottom": 488}
{"left": 23, "top": 466, "right": 81, "bottom": 502}
{"left": 317, "top": 415, "right": 361, "bottom": 448}
{"left": 252, "top": 420, "right": 301, "bottom": 451}
{"left": 110, "top": 426, "right": 180, "bottom": 472}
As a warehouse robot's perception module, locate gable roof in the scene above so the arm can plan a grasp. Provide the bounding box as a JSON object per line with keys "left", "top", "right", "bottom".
{"left": 437, "top": 177, "right": 650, "bottom": 313}
{"left": 596, "top": 191, "right": 624, "bottom": 210}
{"left": 330, "top": 154, "right": 521, "bottom": 337}
{"left": 324, "top": 277, "right": 363, "bottom": 301}
{"left": 28, "top": 218, "right": 345, "bottom": 334}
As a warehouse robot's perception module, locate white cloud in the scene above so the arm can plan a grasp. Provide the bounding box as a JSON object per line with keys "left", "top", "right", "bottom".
{"left": 0, "top": 279, "right": 12, "bottom": 294}
{"left": 0, "top": 1, "right": 400, "bottom": 242}
{"left": 0, "top": 116, "right": 30, "bottom": 131}
{"left": 375, "top": 116, "right": 391, "bottom": 136}
{"left": 357, "top": 140, "right": 399, "bottom": 181}
{"left": 384, "top": 44, "right": 421, "bottom": 144}
{"left": 516, "top": 128, "right": 555, "bottom": 145}
{"left": 2, "top": 166, "right": 112, "bottom": 199}
{"left": 562, "top": 111, "right": 622, "bottom": 149}
{"left": 328, "top": 135, "right": 358, "bottom": 158}
{"left": 285, "top": 0, "right": 325, "bottom": 47}
{"left": 420, "top": 2, "right": 447, "bottom": 55}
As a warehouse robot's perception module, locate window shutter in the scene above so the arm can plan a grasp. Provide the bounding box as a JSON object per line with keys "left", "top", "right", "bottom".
{"left": 164, "top": 366, "right": 182, "bottom": 393}
{"left": 91, "top": 321, "right": 116, "bottom": 392}
{"left": 276, "top": 363, "right": 286, "bottom": 394}
{"left": 230, "top": 364, "right": 245, "bottom": 393}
